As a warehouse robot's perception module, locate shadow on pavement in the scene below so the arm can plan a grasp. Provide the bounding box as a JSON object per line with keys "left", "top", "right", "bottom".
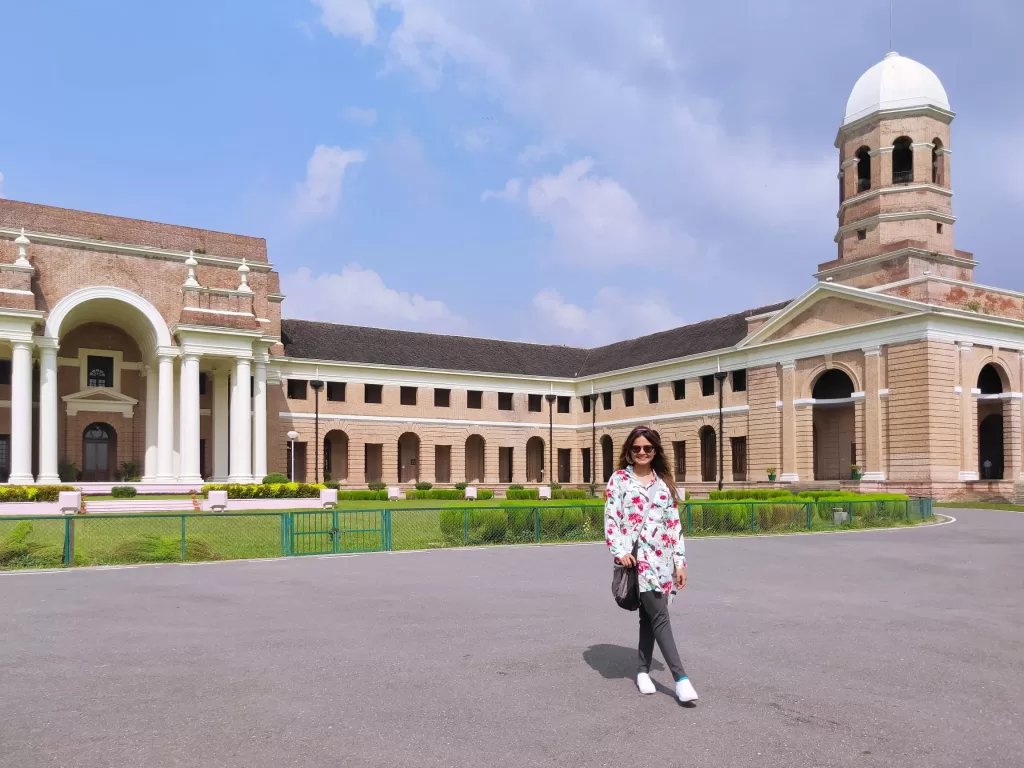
{"left": 582, "top": 643, "right": 664, "bottom": 679}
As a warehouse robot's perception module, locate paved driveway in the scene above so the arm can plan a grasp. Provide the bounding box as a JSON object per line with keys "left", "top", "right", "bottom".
{"left": 1, "top": 509, "right": 1021, "bottom": 768}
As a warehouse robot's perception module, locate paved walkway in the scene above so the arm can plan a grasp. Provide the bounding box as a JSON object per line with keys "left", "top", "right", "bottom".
{"left": 1, "top": 509, "right": 1021, "bottom": 768}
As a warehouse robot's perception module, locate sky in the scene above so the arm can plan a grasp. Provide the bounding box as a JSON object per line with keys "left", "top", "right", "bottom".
{"left": 2, "top": 1, "right": 1022, "bottom": 347}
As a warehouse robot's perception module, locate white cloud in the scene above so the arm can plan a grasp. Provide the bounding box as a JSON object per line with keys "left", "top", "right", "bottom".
{"left": 292, "top": 144, "right": 366, "bottom": 218}
{"left": 481, "top": 178, "right": 520, "bottom": 202}
{"left": 518, "top": 139, "right": 563, "bottom": 165}
{"left": 525, "top": 158, "right": 690, "bottom": 267}
{"left": 281, "top": 265, "right": 466, "bottom": 333}
{"left": 532, "top": 287, "right": 684, "bottom": 346}
{"left": 312, "top": 0, "right": 378, "bottom": 44}
{"left": 344, "top": 106, "right": 378, "bottom": 125}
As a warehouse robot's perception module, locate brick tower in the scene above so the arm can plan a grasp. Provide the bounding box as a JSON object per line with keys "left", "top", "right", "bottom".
{"left": 817, "top": 52, "right": 973, "bottom": 288}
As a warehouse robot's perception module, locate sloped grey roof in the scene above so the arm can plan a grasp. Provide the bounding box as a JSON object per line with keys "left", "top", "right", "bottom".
{"left": 280, "top": 301, "right": 790, "bottom": 378}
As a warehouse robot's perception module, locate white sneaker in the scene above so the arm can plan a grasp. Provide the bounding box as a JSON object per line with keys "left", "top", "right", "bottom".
{"left": 636, "top": 673, "right": 656, "bottom": 695}
{"left": 675, "top": 677, "right": 698, "bottom": 703}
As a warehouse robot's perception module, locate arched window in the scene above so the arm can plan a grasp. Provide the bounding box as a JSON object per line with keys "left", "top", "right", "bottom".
{"left": 699, "top": 426, "right": 716, "bottom": 483}
{"left": 977, "top": 364, "right": 1004, "bottom": 395}
{"left": 812, "top": 369, "right": 855, "bottom": 400}
{"left": 856, "top": 147, "right": 871, "bottom": 193}
{"left": 892, "top": 137, "right": 913, "bottom": 184}
{"left": 931, "top": 138, "right": 943, "bottom": 185}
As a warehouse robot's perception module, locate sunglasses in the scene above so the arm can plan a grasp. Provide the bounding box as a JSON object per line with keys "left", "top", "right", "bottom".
{"left": 631, "top": 445, "right": 656, "bottom": 455}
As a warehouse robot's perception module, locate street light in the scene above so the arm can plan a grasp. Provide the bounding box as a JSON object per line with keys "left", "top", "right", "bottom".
{"left": 310, "top": 380, "right": 324, "bottom": 483}
{"left": 714, "top": 371, "right": 728, "bottom": 492}
{"left": 589, "top": 393, "right": 599, "bottom": 486}
{"left": 287, "top": 430, "right": 299, "bottom": 481}
{"left": 545, "top": 394, "right": 556, "bottom": 484}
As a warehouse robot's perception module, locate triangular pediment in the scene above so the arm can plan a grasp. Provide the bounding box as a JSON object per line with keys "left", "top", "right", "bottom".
{"left": 63, "top": 388, "right": 139, "bottom": 405}
{"left": 739, "top": 283, "right": 930, "bottom": 347}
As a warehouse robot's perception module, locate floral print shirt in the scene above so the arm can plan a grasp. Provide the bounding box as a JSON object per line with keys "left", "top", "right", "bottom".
{"left": 604, "top": 466, "right": 686, "bottom": 601}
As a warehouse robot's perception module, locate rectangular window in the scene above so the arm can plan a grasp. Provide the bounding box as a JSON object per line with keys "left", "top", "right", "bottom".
{"left": 528, "top": 394, "right": 542, "bottom": 412}
{"left": 647, "top": 384, "right": 659, "bottom": 404}
{"left": 87, "top": 355, "right": 115, "bottom": 389}
{"left": 582, "top": 447, "right": 592, "bottom": 483}
{"left": 673, "top": 441, "right": 686, "bottom": 481}
{"left": 602, "top": 392, "right": 612, "bottom": 410}
{"left": 732, "top": 369, "right": 747, "bottom": 392}
{"left": 286, "top": 442, "right": 308, "bottom": 482}
{"left": 581, "top": 396, "right": 591, "bottom": 413}
{"left": 857, "top": 228, "right": 867, "bottom": 241}
{"left": 701, "top": 375, "right": 715, "bottom": 397}
{"left": 731, "top": 436, "right": 747, "bottom": 481}
{"left": 287, "top": 379, "right": 308, "bottom": 400}
{"left": 623, "top": 388, "right": 635, "bottom": 407}
{"left": 434, "top": 388, "right": 451, "bottom": 407}
{"left": 468, "top": 390, "right": 483, "bottom": 409}
{"left": 557, "top": 395, "right": 570, "bottom": 414}
{"left": 327, "top": 382, "right": 346, "bottom": 402}
{"left": 364, "top": 384, "right": 383, "bottom": 404}
{"left": 498, "top": 392, "right": 514, "bottom": 411}
{"left": 0, "top": 360, "right": 10, "bottom": 386}
{"left": 673, "top": 379, "right": 686, "bottom": 400}
{"left": 557, "top": 448, "right": 572, "bottom": 483}
{"left": 434, "top": 445, "right": 452, "bottom": 482}
{"left": 198, "top": 372, "right": 208, "bottom": 396}
{"left": 364, "top": 443, "right": 383, "bottom": 482}
{"left": 499, "top": 447, "right": 513, "bottom": 483}
{"left": 400, "top": 386, "right": 417, "bottom": 406}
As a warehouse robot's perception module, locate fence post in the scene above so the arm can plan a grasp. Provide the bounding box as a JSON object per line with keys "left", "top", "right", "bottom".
{"left": 181, "top": 515, "right": 187, "bottom": 561}
{"left": 847, "top": 502, "right": 853, "bottom": 527}
{"left": 280, "top": 514, "right": 287, "bottom": 557}
{"left": 534, "top": 507, "right": 541, "bottom": 544}
{"left": 463, "top": 508, "right": 469, "bottom": 546}
{"left": 686, "top": 503, "right": 692, "bottom": 535}
{"left": 750, "top": 502, "right": 756, "bottom": 533}
{"left": 806, "top": 502, "right": 812, "bottom": 530}
{"left": 384, "top": 509, "right": 392, "bottom": 552}
{"left": 63, "top": 517, "right": 74, "bottom": 567}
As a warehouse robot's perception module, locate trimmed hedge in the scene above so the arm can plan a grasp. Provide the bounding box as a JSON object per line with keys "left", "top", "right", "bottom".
{"left": 262, "top": 473, "right": 290, "bottom": 484}
{"left": 0, "top": 485, "right": 76, "bottom": 503}
{"left": 202, "top": 483, "right": 325, "bottom": 499}
{"left": 337, "top": 490, "right": 388, "bottom": 501}
{"left": 507, "top": 489, "right": 540, "bottom": 500}
{"left": 708, "top": 489, "right": 910, "bottom": 502}
{"left": 110, "top": 486, "right": 137, "bottom": 499}
{"left": 368, "top": 482, "right": 386, "bottom": 491}
{"left": 553, "top": 489, "right": 588, "bottom": 500}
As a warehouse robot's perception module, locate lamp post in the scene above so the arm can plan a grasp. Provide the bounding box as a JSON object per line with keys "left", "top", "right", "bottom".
{"left": 287, "top": 430, "right": 299, "bottom": 481}
{"left": 545, "top": 394, "right": 556, "bottom": 484}
{"left": 589, "top": 393, "right": 599, "bottom": 486}
{"left": 714, "top": 371, "right": 728, "bottom": 491}
{"left": 310, "top": 380, "right": 324, "bottom": 483}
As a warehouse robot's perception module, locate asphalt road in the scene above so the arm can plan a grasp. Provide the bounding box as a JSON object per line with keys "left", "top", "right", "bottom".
{"left": 1, "top": 509, "right": 1021, "bottom": 768}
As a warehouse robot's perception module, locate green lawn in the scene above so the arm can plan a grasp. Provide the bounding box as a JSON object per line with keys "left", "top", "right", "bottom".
{"left": 0, "top": 499, "right": 934, "bottom": 571}
{"left": 936, "top": 501, "right": 1024, "bottom": 513}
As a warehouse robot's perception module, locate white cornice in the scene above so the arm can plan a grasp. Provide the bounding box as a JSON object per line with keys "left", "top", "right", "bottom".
{"left": 815, "top": 247, "right": 976, "bottom": 280}
{"left": 0, "top": 227, "right": 275, "bottom": 272}
{"left": 835, "top": 104, "right": 955, "bottom": 147}
{"left": 868, "top": 274, "right": 1024, "bottom": 303}
{"left": 837, "top": 183, "right": 952, "bottom": 215}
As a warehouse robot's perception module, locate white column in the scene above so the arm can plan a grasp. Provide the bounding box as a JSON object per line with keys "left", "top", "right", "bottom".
{"left": 156, "top": 351, "right": 176, "bottom": 481}
{"left": 143, "top": 364, "right": 159, "bottom": 481}
{"left": 179, "top": 353, "right": 202, "bottom": 484}
{"left": 36, "top": 341, "right": 60, "bottom": 484}
{"left": 252, "top": 357, "right": 268, "bottom": 481}
{"left": 213, "top": 370, "right": 230, "bottom": 481}
{"left": 228, "top": 357, "right": 252, "bottom": 483}
{"left": 8, "top": 341, "right": 34, "bottom": 484}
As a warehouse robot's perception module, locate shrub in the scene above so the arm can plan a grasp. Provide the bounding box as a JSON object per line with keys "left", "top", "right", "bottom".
{"left": 454, "top": 482, "right": 468, "bottom": 491}
{"left": 429, "top": 490, "right": 464, "bottom": 500}
{"left": 477, "top": 490, "right": 494, "bottom": 501}
{"left": 337, "top": 490, "right": 388, "bottom": 501}
{"left": 117, "top": 461, "right": 141, "bottom": 482}
{"left": 550, "top": 482, "right": 563, "bottom": 491}
{"left": 110, "top": 486, "right": 137, "bottom": 499}
{"left": 324, "top": 480, "right": 340, "bottom": 490}
{"left": 368, "top": 481, "right": 387, "bottom": 491}
{"left": 202, "top": 483, "right": 326, "bottom": 500}
{"left": 263, "top": 473, "right": 289, "bottom": 484}
{"left": 588, "top": 483, "right": 598, "bottom": 498}
{"left": 553, "top": 489, "right": 587, "bottom": 500}
{"left": 539, "top": 507, "right": 585, "bottom": 539}
{"left": 0, "top": 485, "right": 76, "bottom": 503}
{"left": 0, "top": 521, "right": 63, "bottom": 569}
{"left": 109, "top": 535, "right": 219, "bottom": 563}
{"left": 507, "top": 489, "right": 540, "bottom": 500}
{"left": 415, "top": 482, "right": 433, "bottom": 491}
{"left": 439, "top": 508, "right": 507, "bottom": 546}
{"left": 58, "top": 459, "right": 81, "bottom": 482}
{"left": 508, "top": 484, "right": 524, "bottom": 491}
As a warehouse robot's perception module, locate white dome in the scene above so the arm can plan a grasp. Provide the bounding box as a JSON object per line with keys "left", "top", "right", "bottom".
{"left": 844, "top": 52, "right": 950, "bottom": 126}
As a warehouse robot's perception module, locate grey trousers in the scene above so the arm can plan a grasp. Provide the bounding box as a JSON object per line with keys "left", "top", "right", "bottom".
{"left": 638, "top": 590, "right": 687, "bottom": 681}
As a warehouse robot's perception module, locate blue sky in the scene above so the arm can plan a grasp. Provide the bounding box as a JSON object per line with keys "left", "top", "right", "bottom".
{"left": 2, "top": 1, "right": 1021, "bottom": 346}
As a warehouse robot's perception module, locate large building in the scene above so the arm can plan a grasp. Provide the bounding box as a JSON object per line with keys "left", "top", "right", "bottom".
{"left": 0, "top": 52, "right": 1020, "bottom": 499}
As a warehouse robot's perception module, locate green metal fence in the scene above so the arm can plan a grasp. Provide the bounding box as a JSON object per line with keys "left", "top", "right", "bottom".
{"left": 0, "top": 498, "right": 933, "bottom": 570}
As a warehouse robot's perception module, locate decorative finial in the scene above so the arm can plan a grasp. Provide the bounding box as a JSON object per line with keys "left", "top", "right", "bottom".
{"left": 183, "top": 250, "right": 200, "bottom": 288}
{"left": 237, "top": 257, "right": 252, "bottom": 293}
{"left": 14, "top": 228, "right": 31, "bottom": 267}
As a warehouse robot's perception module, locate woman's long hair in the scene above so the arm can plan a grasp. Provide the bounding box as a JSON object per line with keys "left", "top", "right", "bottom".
{"left": 616, "top": 426, "right": 681, "bottom": 503}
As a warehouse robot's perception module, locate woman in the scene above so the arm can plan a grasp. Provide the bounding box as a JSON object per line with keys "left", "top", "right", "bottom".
{"left": 604, "top": 425, "right": 698, "bottom": 703}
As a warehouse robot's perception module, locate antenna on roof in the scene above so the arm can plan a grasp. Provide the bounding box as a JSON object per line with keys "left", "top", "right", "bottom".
{"left": 889, "top": 0, "right": 894, "bottom": 51}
